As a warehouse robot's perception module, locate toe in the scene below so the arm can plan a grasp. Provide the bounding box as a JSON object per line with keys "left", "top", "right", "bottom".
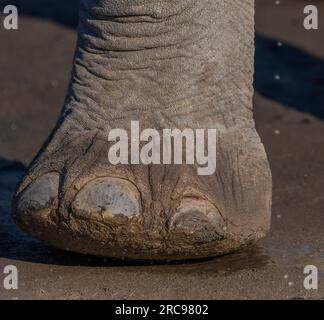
{"left": 170, "top": 198, "right": 225, "bottom": 232}
{"left": 15, "top": 172, "right": 60, "bottom": 222}
{"left": 71, "top": 177, "right": 141, "bottom": 221}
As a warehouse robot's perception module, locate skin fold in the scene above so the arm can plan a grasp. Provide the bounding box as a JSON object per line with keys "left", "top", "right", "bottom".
{"left": 13, "top": 0, "right": 272, "bottom": 260}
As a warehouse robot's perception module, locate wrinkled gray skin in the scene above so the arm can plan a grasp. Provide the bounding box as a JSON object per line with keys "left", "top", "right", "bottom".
{"left": 13, "top": 0, "right": 272, "bottom": 260}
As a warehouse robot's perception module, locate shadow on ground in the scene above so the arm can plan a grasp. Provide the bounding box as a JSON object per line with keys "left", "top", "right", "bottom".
{"left": 0, "top": 0, "right": 80, "bottom": 28}
{"left": 254, "top": 35, "right": 324, "bottom": 120}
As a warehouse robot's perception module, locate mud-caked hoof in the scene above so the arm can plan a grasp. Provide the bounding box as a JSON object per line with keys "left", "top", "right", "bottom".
{"left": 71, "top": 177, "right": 141, "bottom": 222}
{"left": 15, "top": 172, "right": 59, "bottom": 226}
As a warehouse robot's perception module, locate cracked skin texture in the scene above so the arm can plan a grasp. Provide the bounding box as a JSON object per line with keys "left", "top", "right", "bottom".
{"left": 12, "top": 0, "right": 272, "bottom": 260}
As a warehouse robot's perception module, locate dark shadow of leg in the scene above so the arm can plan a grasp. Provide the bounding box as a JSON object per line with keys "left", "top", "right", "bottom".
{"left": 0, "top": 0, "right": 80, "bottom": 28}
{"left": 254, "top": 35, "right": 324, "bottom": 121}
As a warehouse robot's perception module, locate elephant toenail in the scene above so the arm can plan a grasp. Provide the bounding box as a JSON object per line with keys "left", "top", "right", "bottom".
{"left": 16, "top": 172, "right": 60, "bottom": 215}
{"left": 71, "top": 177, "right": 141, "bottom": 221}
{"left": 170, "top": 198, "right": 224, "bottom": 232}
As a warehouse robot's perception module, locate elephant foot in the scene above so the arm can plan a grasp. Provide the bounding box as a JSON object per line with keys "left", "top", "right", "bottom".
{"left": 13, "top": 0, "right": 272, "bottom": 260}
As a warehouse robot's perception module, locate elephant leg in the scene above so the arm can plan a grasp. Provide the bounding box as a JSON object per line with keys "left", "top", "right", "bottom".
{"left": 13, "top": 0, "right": 272, "bottom": 260}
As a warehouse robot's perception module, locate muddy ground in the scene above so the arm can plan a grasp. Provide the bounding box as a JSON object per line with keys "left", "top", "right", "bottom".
{"left": 0, "top": 0, "right": 323, "bottom": 299}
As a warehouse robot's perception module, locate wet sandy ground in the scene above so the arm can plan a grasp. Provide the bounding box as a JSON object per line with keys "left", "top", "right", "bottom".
{"left": 0, "top": 0, "right": 324, "bottom": 299}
